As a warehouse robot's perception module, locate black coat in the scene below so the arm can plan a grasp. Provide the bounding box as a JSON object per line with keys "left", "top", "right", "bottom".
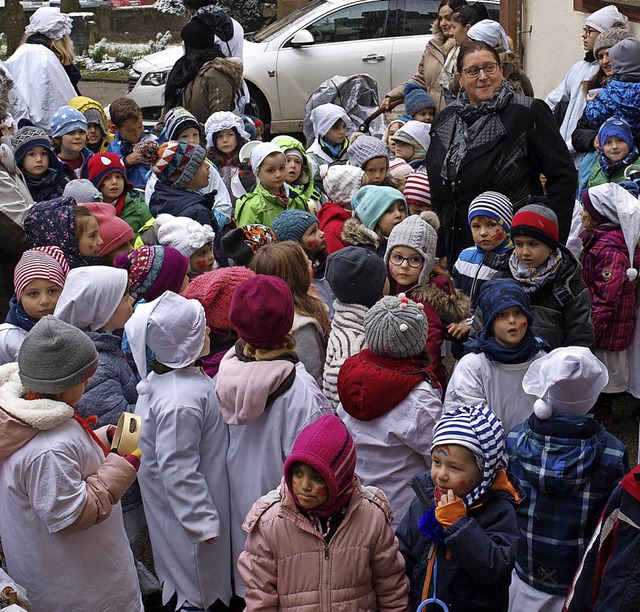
{"left": 426, "top": 93, "right": 577, "bottom": 262}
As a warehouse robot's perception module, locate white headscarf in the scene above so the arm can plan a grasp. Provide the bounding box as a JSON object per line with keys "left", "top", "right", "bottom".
{"left": 249, "top": 142, "right": 285, "bottom": 176}
{"left": 468, "top": 20, "right": 510, "bottom": 53}
{"left": 204, "top": 111, "right": 250, "bottom": 148}
{"left": 25, "top": 7, "right": 73, "bottom": 40}
{"left": 394, "top": 120, "right": 431, "bottom": 150}
{"left": 310, "top": 103, "right": 351, "bottom": 139}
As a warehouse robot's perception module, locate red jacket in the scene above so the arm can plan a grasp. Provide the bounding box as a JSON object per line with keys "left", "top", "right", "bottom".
{"left": 317, "top": 202, "right": 351, "bottom": 254}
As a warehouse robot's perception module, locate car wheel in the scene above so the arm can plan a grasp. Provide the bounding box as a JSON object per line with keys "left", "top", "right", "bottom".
{"left": 246, "top": 84, "right": 271, "bottom": 128}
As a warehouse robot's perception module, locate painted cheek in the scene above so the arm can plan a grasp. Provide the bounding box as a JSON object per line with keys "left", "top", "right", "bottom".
{"left": 306, "top": 238, "right": 320, "bottom": 250}
{"left": 196, "top": 259, "right": 208, "bottom": 270}
{"left": 518, "top": 321, "right": 527, "bottom": 329}
{"left": 316, "top": 485, "right": 328, "bottom": 498}
{"left": 491, "top": 229, "right": 505, "bottom": 242}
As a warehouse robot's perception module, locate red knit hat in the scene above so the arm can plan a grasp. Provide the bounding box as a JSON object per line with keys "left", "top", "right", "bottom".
{"left": 403, "top": 172, "right": 431, "bottom": 209}
{"left": 284, "top": 415, "right": 357, "bottom": 516}
{"left": 510, "top": 200, "right": 560, "bottom": 248}
{"left": 87, "top": 152, "right": 131, "bottom": 190}
{"left": 14, "top": 246, "right": 69, "bottom": 302}
{"left": 82, "top": 203, "right": 134, "bottom": 257}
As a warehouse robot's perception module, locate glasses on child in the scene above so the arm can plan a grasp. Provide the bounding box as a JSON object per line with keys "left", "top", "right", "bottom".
{"left": 460, "top": 62, "right": 500, "bottom": 78}
{"left": 583, "top": 27, "right": 598, "bottom": 36}
{"left": 389, "top": 253, "right": 423, "bottom": 268}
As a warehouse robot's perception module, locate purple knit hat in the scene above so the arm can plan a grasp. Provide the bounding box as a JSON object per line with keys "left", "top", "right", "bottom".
{"left": 114, "top": 245, "right": 189, "bottom": 301}
{"left": 284, "top": 415, "right": 357, "bottom": 517}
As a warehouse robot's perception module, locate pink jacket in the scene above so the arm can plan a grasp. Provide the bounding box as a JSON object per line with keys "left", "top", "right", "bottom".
{"left": 238, "top": 477, "right": 410, "bottom": 611}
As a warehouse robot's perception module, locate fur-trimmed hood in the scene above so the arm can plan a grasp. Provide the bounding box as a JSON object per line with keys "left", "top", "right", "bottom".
{"left": 0, "top": 71, "right": 12, "bottom": 126}
{"left": 201, "top": 56, "right": 244, "bottom": 90}
{"left": 411, "top": 274, "right": 469, "bottom": 325}
{"left": 340, "top": 217, "right": 380, "bottom": 249}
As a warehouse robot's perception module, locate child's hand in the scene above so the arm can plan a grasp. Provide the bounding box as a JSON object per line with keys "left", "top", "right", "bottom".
{"left": 447, "top": 320, "right": 469, "bottom": 340}
{"left": 437, "top": 489, "right": 459, "bottom": 507}
{"left": 123, "top": 448, "right": 142, "bottom": 472}
{"left": 126, "top": 150, "right": 143, "bottom": 166}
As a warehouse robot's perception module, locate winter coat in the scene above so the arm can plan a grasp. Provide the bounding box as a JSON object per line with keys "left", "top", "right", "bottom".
{"left": 317, "top": 201, "right": 351, "bottom": 254}
{"left": 238, "top": 479, "right": 411, "bottom": 611}
{"left": 107, "top": 133, "right": 156, "bottom": 189}
{"left": 306, "top": 140, "right": 349, "bottom": 184}
{"left": 119, "top": 190, "right": 153, "bottom": 235}
{"left": 235, "top": 182, "right": 309, "bottom": 228}
{"left": 275, "top": 135, "right": 321, "bottom": 204}
{"left": 507, "top": 414, "right": 628, "bottom": 596}
{"left": 396, "top": 470, "right": 521, "bottom": 612}
{"left": 291, "top": 312, "right": 327, "bottom": 388}
{"left": 585, "top": 79, "right": 640, "bottom": 137}
{"left": 57, "top": 147, "right": 93, "bottom": 182}
{"left": 0, "top": 324, "right": 27, "bottom": 365}
{"left": 215, "top": 347, "right": 332, "bottom": 595}
{"left": 580, "top": 224, "right": 640, "bottom": 351}
{"left": 68, "top": 96, "right": 115, "bottom": 152}
{"left": 587, "top": 156, "right": 639, "bottom": 189}
{"left": 427, "top": 94, "right": 577, "bottom": 262}
{"left": 451, "top": 245, "right": 509, "bottom": 307}
{"left": 0, "top": 362, "right": 142, "bottom": 612}
{"left": 340, "top": 216, "right": 387, "bottom": 259}
{"left": 149, "top": 180, "right": 216, "bottom": 228}
{"left": 181, "top": 57, "right": 244, "bottom": 126}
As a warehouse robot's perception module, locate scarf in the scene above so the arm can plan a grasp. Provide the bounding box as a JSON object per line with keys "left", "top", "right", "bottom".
{"left": 4, "top": 296, "right": 38, "bottom": 332}
{"left": 319, "top": 136, "right": 348, "bottom": 161}
{"left": 508, "top": 248, "right": 562, "bottom": 293}
{"left": 24, "top": 169, "right": 64, "bottom": 202}
{"left": 464, "top": 325, "right": 548, "bottom": 364}
{"left": 442, "top": 80, "right": 514, "bottom": 184}
{"left": 599, "top": 147, "right": 639, "bottom": 178}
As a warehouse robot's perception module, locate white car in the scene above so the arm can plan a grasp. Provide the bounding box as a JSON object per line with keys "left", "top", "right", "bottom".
{"left": 127, "top": 0, "right": 498, "bottom": 134}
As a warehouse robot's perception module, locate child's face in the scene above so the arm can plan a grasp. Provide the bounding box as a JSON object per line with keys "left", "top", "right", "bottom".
{"left": 258, "top": 152, "right": 286, "bottom": 194}
{"left": 324, "top": 119, "right": 347, "bottom": 146}
{"left": 291, "top": 461, "right": 329, "bottom": 509}
{"left": 100, "top": 172, "right": 126, "bottom": 203}
{"left": 285, "top": 154, "right": 303, "bottom": 183}
{"left": 392, "top": 140, "right": 415, "bottom": 161}
{"left": 87, "top": 123, "right": 104, "bottom": 146}
{"left": 176, "top": 127, "right": 201, "bottom": 145}
{"left": 376, "top": 200, "right": 407, "bottom": 237}
{"left": 580, "top": 208, "right": 596, "bottom": 230}
{"left": 514, "top": 236, "right": 553, "bottom": 270}
{"left": 103, "top": 288, "right": 134, "bottom": 331}
{"left": 492, "top": 305, "right": 528, "bottom": 348}
{"left": 363, "top": 157, "right": 388, "bottom": 186}
{"left": 199, "top": 326, "right": 211, "bottom": 358}
{"left": 470, "top": 215, "right": 507, "bottom": 251}
{"left": 20, "top": 279, "right": 62, "bottom": 320}
{"left": 55, "top": 379, "right": 90, "bottom": 407}
{"left": 59, "top": 130, "right": 87, "bottom": 157}
{"left": 388, "top": 122, "right": 402, "bottom": 140}
{"left": 189, "top": 244, "right": 215, "bottom": 274}
{"left": 103, "top": 240, "right": 134, "bottom": 266}
{"left": 21, "top": 146, "right": 50, "bottom": 178}
{"left": 603, "top": 136, "right": 630, "bottom": 163}
{"left": 431, "top": 444, "right": 482, "bottom": 499}
{"left": 388, "top": 245, "right": 423, "bottom": 286}
{"left": 78, "top": 216, "right": 104, "bottom": 257}
{"left": 300, "top": 222, "right": 326, "bottom": 257}
{"left": 216, "top": 129, "right": 238, "bottom": 155}
{"left": 117, "top": 117, "right": 144, "bottom": 145}
{"left": 187, "top": 160, "right": 211, "bottom": 192}
{"left": 412, "top": 108, "right": 434, "bottom": 123}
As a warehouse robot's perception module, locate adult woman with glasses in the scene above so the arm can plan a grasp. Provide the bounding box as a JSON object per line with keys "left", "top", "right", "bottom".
{"left": 427, "top": 41, "right": 577, "bottom": 265}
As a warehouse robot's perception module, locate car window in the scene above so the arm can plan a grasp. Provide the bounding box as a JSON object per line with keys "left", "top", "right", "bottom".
{"left": 400, "top": 0, "right": 440, "bottom": 37}
{"left": 253, "top": 0, "right": 327, "bottom": 43}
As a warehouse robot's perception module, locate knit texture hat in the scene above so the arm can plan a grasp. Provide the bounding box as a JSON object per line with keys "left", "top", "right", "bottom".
{"left": 18, "top": 316, "right": 98, "bottom": 394}
{"left": 468, "top": 191, "right": 514, "bottom": 232}
{"left": 598, "top": 115, "right": 634, "bottom": 151}
{"left": 12, "top": 126, "right": 58, "bottom": 168}
{"left": 204, "top": 111, "right": 250, "bottom": 148}
{"left": 229, "top": 274, "right": 294, "bottom": 348}
{"left": 403, "top": 172, "right": 431, "bottom": 209}
{"left": 163, "top": 106, "right": 201, "bottom": 141}
{"left": 182, "top": 266, "right": 256, "bottom": 334}
{"left": 284, "top": 414, "right": 357, "bottom": 517}
{"left": 152, "top": 141, "right": 206, "bottom": 190}
{"left": 24, "top": 7, "right": 73, "bottom": 40}
{"left": 385, "top": 210, "right": 440, "bottom": 285}
{"left": 82, "top": 203, "right": 134, "bottom": 257}
{"left": 63, "top": 179, "right": 104, "bottom": 203}
{"left": 272, "top": 210, "right": 319, "bottom": 243}
{"left": 325, "top": 247, "right": 387, "bottom": 308}
{"left": 468, "top": 19, "right": 510, "bottom": 52}
{"left": 14, "top": 246, "right": 69, "bottom": 302}
{"left": 347, "top": 135, "right": 389, "bottom": 169}
{"left": 181, "top": 13, "right": 217, "bottom": 49}
{"left": 403, "top": 82, "right": 435, "bottom": 117}
{"left": 364, "top": 294, "right": 428, "bottom": 359}
{"left": 51, "top": 106, "right": 88, "bottom": 139}
{"left": 476, "top": 278, "right": 533, "bottom": 332}
{"left": 154, "top": 213, "right": 215, "bottom": 258}
{"left": 114, "top": 245, "right": 189, "bottom": 301}
{"left": 585, "top": 5, "right": 628, "bottom": 32}
{"left": 88, "top": 153, "right": 129, "bottom": 190}
{"left": 387, "top": 158, "right": 414, "bottom": 178}
{"left": 320, "top": 164, "right": 364, "bottom": 204}
{"left": 431, "top": 403, "right": 507, "bottom": 507}
{"left": 594, "top": 25, "right": 630, "bottom": 56}
{"left": 221, "top": 224, "right": 277, "bottom": 266}
{"left": 352, "top": 185, "right": 408, "bottom": 231}
{"left": 510, "top": 201, "right": 559, "bottom": 247}
{"left": 523, "top": 347, "right": 609, "bottom": 420}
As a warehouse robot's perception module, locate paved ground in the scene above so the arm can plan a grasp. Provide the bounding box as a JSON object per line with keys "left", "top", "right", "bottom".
{"left": 81, "top": 79, "right": 128, "bottom": 107}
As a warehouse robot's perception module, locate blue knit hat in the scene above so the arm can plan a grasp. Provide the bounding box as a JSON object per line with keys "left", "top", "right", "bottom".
{"left": 476, "top": 278, "right": 533, "bottom": 333}
{"left": 598, "top": 116, "right": 634, "bottom": 151}
{"left": 468, "top": 191, "right": 514, "bottom": 232}
{"left": 352, "top": 185, "right": 408, "bottom": 231}
{"left": 271, "top": 209, "right": 319, "bottom": 243}
{"left": 51, "top": 106, "right": 88, "bottom": 139}
{"left": 403, "top": 83, "right": 435, "bottom": 118}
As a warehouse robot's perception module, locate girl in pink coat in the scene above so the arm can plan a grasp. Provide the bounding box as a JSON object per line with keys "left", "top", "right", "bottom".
{"left": 238, "top": 414, "right": 410, "bottom": 611}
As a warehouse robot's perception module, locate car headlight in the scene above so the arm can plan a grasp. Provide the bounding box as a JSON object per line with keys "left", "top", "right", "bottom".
{"left": 141, "top": 71, "right": 169, "bottom": 87}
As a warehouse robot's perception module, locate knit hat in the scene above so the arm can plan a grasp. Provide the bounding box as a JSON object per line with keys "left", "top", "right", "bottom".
{"left": 325, "top": 247, "right": 387, "bottom": 308}
{"left": 431, "top": 403, "right": 507, "bottom": 507}
{"left": 403, "top": 82, "right": 435, "bottom": 117}
{"left": 347, "top": 135, "right": 389, "bottom": 169}
{"left": 523, "top": 347, "right": 609, "bottom": 420}
{"left": 51, "top": 106, "right": 88, "bottom": 139}
{"left": 153, "top": 213, "right": 215, "bottom": 258}
{"left": 608, "top": 37, "right": 640, "bottom": 80}
{"left": 87, "top": 152, "right": 129, "bottom": 189}
{"left": 163, "top": 106, "right": 201, "bottom": 141}
{"left": 83, "top": 108, "right": 106, "bottom": 135}
{"left": 476, "top": 278, "right": 533, "bottom": 332}
{"left": 320, "top": 164, "right": 364, "bottom": 204}
{"left": 24, "top": 7, "right": 73, "bottom": 40}
{"left": 272, "top": 210, "right": 319, "bottom": 243}
{"left": 387, "top": 158, "right": 414, "bottom": 178}
{"left": 594, "top": 25, "right": 630, "bottom": 56}
{"left": 152, "top": 141, "right": 206, "bottom": 189}
{"left": 403, "top": 172, "right": 431, "bottom": 209}
{"left": 18, "top": 316, "right": 98, "bottom": 394}
{"left": 352, "top": 185, "right": 408, "bottom": 230}
{"left": 63, "top": 179, "right": 104, "bottom": 203}
{"left": 221, "top": 224, "right": 277, "bottom": 266}
{"left": 14, "top": 246, "right": 69, "bottom": 302}
{"left": 12, "top": 125, "right": 58, "bottom": 168}
{"left": 585, "top": 5, "right": 628, "bottom": 32}
{"left": 229, "top": 274, "right": 294, "bottom": 348}
{"left": 204, "top": 111, "right": 250, "bottom": 148}
{"left": 82, "top": 203, "right": 134, "bottom": 258}
{"left": 385, "top": 211, "right": 440, "bottom": 285}
{"left": 597, "top": 115, "right": 634, "bottom": 151}
{"left": 468, "top": 20, "right": 510, "bottom": 52}
{"left": 181, "top": 13, "right": 217, "bottom": 49}
{"left": 249, "top": 142, "right": 285, "bottom": 176}
{"left": 284, "top": 414, "right": 357, "bottom": 517}
{"left": 510, "top": 201, "right": 559, "bottom": 248}
{"left": 114, "top": 245, "right": 189, "bottom": 301}
{"left": 468, "top": 191, "right": 514, "bottom": 232}
{"left": 364, "top": 294, "right": 428, "bottom": 359}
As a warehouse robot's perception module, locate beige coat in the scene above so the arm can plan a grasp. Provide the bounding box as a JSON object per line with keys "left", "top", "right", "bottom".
{"left": 238, "top": 478, "right": 411, "bottom": 611}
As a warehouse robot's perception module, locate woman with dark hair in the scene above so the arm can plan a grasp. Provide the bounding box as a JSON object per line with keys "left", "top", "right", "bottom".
{"left": 426, "top": 41, "right": 577, "bottom": 264}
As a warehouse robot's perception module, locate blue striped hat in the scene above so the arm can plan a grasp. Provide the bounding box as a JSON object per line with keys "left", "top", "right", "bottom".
{"left": 431, "top": 403, "right": 507, "bottom": 507}
{"left": 467, "top": 191, "right": 514, "bottom": 232}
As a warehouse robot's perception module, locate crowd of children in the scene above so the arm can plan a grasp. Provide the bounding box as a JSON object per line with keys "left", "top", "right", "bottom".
{"left": 2, "top": 5, "right": 640, "bottom": 612}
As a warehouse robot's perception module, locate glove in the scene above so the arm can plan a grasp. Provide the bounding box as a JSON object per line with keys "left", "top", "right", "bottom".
{"left": 124, "top": 448, "right": 142, "bottom": 472}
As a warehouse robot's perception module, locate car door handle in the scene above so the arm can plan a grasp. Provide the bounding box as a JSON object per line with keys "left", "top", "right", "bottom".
{"left": 362, "top": 53, "right": 386, "bottom": 62}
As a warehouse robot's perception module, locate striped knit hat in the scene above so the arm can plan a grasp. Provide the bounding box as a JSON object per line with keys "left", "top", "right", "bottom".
{"left": 510, "top": 200, "right": 559, "bottom": 248}
{"left": 152, "top": 141, "right": 206, "bottom": 189}
{"left": 404, "top": 172, "right": 431, "bottom": 209}
{"left": 431, "top": 403, "right": 507, "bottom": 507}
{"left": 163, "top": 106, "right": 201, "bottom": 141}
{"left": 14, "top": 246, "right": 69, "bottom": 302}
{"left": 468, "top": 191, "right": 513, "bottom": 232}
{"left": 284, "top": 414, "right": 357, "bottom": 517}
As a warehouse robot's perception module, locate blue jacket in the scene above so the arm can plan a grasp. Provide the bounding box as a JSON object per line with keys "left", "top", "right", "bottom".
{"left": 396, "top": 470, "right": 521, "bottom": 611}
{"left": 507, "top": 415, "right": 628, "bottom": 595}
{"left": 57, "top": 147, "right": 93, "bottom": 182}
{"left": 451, "top": 246, "right": 511, "bottom": 308}
{"left": 149, "top": 181, "right": 216, "bottom": 228}
{"left": 585, "top": 80, "right": 640, "bottom": 137}
{"left": 107, "top": 134, "right": 153, "bottom": 188}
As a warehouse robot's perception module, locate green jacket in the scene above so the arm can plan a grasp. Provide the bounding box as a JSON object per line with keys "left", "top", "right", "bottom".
{"left": 274, "top": 135, "right": 321, "bottom": 204}
{"left": 587, "top": 164, "right": 629, "bottom": 189}
{"left": 122, "top": 191, "right": 154, "bottom": 235}
{"left": 235, "top": 183, "right": 309, "bottom": 228}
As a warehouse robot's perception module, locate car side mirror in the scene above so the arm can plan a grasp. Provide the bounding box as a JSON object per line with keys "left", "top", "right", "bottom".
{"left": 290, "top": 29, "right": 315, "bottom": 48}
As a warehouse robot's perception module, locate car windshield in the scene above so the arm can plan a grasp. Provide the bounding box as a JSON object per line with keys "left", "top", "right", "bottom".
{"left": 252, "top": 0, "right": 327, "bottom": 42}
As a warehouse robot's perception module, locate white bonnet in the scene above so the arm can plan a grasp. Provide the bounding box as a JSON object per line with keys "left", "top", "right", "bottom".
{"left": 25, "top": 7, "right": 73, "bottom": 40}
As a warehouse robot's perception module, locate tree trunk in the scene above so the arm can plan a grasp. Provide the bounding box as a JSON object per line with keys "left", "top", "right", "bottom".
{"left": 5, "top": 0, "right": 25, "bottom": 56}
{"left": 61, "top": 0, "right": 82, "bottom": 13}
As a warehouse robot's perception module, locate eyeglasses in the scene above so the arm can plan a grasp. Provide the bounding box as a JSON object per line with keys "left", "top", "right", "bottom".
{"left": 583, "top": 27, "right": 598, "bottom": 36}
{"left": 389, "top": 253, "right": 423, "bottom": 268}
{"left": 460, "top": 62, "right": 500, "bottom": 78}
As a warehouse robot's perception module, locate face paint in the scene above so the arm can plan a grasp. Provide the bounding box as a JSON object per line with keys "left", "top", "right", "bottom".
{"left": 196, "top": 259, "right": 208, "bottom": 270}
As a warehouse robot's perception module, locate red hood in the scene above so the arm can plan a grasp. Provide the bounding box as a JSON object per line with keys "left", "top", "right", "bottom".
{"left": 317, "top": 202, "right": 351, "bottom": 225}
